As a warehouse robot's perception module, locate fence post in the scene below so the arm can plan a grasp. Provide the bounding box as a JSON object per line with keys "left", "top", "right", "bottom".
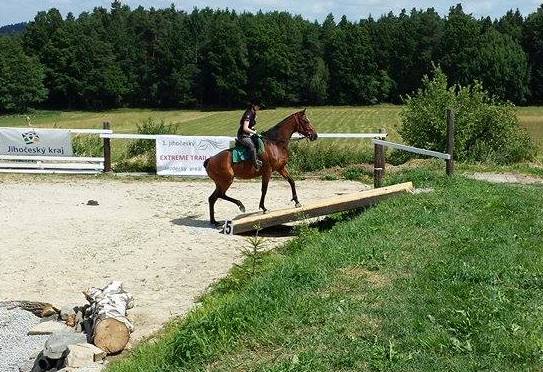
{"left": 446, "top": 109, "right": 455, "bottom": 176}
{"left": 103, "top": 121, "right": 112, "bottom": 173}
{"left": 373, "top": 128, "right": 386, "bottom": 188}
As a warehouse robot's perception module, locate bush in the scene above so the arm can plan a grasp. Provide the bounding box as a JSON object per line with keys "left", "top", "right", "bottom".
{"left": 127, "top": 118, "right": 173, "bottom": 157}
{"left": 72, "top": 135, "right": 102, "bottom": 157}
{"left": 288, "top": 141, "right": 373, "bottom": 174}
{"left": 399, "top": 67, "right": 536, "bottom": 164}
{"left": 115, "top": 118, "right": 174, "bottom": 173}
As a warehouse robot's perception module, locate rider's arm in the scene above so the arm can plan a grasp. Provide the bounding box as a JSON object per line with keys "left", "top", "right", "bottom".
{"left": 243, "top": 119, "right": 257, "bottom": 135}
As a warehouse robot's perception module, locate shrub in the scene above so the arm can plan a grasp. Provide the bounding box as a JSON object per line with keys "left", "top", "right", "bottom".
{"left": 127, "top": 118, "right": 173, "bottom": 157}
{"left": 288, "top": 141, "right": 373, "bottom": 173}
{"left": 115, "top": 118, "right": 174, "bottom": 173}
{"left": 399, "top": 67, "right": 536, "bottom": 164}
{"left": 72, "top": 134, "right": 102, "bottom": 157}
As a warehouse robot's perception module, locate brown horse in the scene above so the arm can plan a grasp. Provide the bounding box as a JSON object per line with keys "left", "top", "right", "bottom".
{"left": 204, "top": 109, "right": 318, "bottom": 225}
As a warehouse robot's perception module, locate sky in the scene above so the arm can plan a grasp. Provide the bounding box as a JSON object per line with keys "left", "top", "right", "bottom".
{"left": 1, "top": 0, "right": 542, "bottom": 26}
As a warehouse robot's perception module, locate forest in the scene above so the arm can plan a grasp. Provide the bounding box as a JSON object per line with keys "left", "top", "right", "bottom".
{"left": 1, "top": 2, "right": 543, "bottom": 112}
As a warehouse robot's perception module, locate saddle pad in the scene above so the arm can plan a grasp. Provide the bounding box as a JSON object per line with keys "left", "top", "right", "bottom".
{"left": 232, "top": 137, "right": 265, "bottom": 164}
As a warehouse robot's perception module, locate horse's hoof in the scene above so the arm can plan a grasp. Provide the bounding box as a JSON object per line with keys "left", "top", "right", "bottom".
{"left": 260, "top": 208, "right": 268, "bottom": 214}
{"left": 210, "top": 220, "right": 220, "bottom": 227}
{"left": 295, "top": 203, "right": 302, "bottom": 208}
{"left": 239, "top": 204, "right": 246, "bottom": 213}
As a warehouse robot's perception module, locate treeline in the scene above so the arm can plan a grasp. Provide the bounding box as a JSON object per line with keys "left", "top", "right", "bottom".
{"left": 0, "top": 22, "right": 27, "bottom": 35}
{"left": 1, "top": 2, "right": 543, "bottom": 112}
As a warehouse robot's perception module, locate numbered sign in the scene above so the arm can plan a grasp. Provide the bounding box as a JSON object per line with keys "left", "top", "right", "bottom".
{"left": 222, "top": 220, "right": 234, "bottom": 235}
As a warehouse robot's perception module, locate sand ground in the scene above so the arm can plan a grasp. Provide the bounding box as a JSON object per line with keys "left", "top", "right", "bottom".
{"left": 0, "top": 176, "right": 367, "bottom": 342}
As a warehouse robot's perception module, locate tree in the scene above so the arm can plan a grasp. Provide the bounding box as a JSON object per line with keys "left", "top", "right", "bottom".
{"left": 196, "top": 11, "right": 248, "bottom": 106}
{"left": 0, "top": 37, "right": 47, "bottom": 112}
{"left": 470, "top": 29, "right": 529, "bottom": 103}
{"left": 523, "top": 5, "right": 543, "bottom": 103}
{"left": 326, "top": 17, "right": 391, "bottom": 104}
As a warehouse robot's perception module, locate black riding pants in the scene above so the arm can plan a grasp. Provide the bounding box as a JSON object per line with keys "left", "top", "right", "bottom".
{"left": 238, "top": 135, "right": 258, "bottom": 164}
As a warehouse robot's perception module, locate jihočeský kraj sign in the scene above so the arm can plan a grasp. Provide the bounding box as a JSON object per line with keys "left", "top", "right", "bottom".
{"left": 0, "top": 128, "right": 73, "bottom": 156}
{"left": 156, "top": 136, "right": 231, "bottom": 176}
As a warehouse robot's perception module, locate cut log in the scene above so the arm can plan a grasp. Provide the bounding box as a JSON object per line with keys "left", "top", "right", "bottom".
{"left": 93, "top": 318, "right": 130, "bottom": 355}
{"left": 230, "top": 182, "right": 414, "bottom": 234}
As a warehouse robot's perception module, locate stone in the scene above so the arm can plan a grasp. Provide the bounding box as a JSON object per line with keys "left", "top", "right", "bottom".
{"left": 60, "top": 305, "right": 78, "bottom": 321}
{"left": 28, "top": 321, "right": 72, "bottom": 335}
{"left": 43, "top": 331, "right": 87, "bottom": 359}
{"left": 72, "top": 343, "right": 106, "bottom": 362}
{"left": 65, "top": 344, "right": 95, "bottom": 368}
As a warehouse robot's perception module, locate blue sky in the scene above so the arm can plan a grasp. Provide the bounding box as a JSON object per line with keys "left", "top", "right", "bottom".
{"left": 1, "top": 1, "right": 542, "bottom": 26}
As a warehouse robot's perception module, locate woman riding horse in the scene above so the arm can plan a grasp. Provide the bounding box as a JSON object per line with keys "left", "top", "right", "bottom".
{"left": 204, "top": 109, "right": 318, "bottom": 226}
{"left": 237, "top": 101, "right": 262, "bottom": 170}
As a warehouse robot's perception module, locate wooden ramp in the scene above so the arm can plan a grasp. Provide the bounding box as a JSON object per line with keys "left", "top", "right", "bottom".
{"left": 228, "top": 182, "right": 413, "bottom": 235}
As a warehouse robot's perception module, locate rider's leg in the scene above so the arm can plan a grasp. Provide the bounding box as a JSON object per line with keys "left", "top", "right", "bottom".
{"left": 239, "top": 136, "right": 262, "bottom": 169}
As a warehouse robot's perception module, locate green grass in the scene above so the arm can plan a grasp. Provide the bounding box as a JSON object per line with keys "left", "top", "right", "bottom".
{"left": 108, "top": 171, "right": 543, "bottom": 371}
{"left": 0, "top": 105, "right": 403, "bottom": 136}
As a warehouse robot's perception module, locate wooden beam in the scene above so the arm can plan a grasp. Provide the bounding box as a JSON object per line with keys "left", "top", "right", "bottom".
{"left": 230, "top": 182, "right": 413, "bottom": 234}
{"left": 372, "top": 140, "right": 451, "bottom": 160}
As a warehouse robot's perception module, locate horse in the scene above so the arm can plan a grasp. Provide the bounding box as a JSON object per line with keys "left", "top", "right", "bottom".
{"left": 204, "top": 109, "right": 318, "bottom": 225}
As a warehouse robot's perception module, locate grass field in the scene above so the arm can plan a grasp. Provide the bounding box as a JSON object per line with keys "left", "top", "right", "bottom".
{"left": 1, "top": 105, "right": 541, "bottom": 145}
{"left": 107, "top": 169, "right": 543, "bottom": 371}
{"left": 0, "top": 105, "right": 541, "bottom": 171}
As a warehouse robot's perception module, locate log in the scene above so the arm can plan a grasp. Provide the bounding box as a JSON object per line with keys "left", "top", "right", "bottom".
{"left": 230, "top": 182, "right": 414, "bottom": 234}
{"left": 93, "top": 318, "right": 130, "bottom": 355}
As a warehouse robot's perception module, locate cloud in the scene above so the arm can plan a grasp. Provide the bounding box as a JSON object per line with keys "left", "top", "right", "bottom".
{"left": 1, "top": 0, "right": 541, "bottom": 26}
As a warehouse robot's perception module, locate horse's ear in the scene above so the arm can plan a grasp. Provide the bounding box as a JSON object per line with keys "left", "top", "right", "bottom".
{"left": 303, "top": 108, "right": 307, "bottom": 114}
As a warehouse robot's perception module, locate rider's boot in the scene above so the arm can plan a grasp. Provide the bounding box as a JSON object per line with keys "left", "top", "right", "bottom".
{"left": 250, "top": 146, "right": 262, "bottom": 170}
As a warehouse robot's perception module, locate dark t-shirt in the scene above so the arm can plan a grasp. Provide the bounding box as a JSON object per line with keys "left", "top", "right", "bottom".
{"left": 237, "top": 109, "right": 256, "bottom": 138}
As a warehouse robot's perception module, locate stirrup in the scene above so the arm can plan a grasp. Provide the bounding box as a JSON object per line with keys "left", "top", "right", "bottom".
{"left": 255, "top": 160, "right": 263, "bottom": 170}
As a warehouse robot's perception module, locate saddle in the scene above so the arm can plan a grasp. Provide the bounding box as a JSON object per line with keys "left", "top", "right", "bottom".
{"left": 231, "top": 135, "right": 265, "bottom": 164}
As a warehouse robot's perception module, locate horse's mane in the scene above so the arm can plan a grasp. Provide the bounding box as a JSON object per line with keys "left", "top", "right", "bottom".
{"left": 262, "top": 112, "right": 299, "bottom": 143}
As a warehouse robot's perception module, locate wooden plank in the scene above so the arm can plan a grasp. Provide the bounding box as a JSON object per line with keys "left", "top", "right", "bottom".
{"left": 372, "top": 139, "right": 451, "bottom": 160}
{"left": 0, "top": 155, "right": 104, "bottom": 162}
{"left": 101, "top": 133, "right": 388, "bottom": 141}
{"left": 0, "top": 162, "right": 104, "bottom": 170}
{"left": 0, "top": 169, "right": 101, "bottom": 174}
{"left": 231, "top": 182, "right": 413, "bottom": 234}
{"left": 0, "top": 127, "right": 112, "bottom": 135}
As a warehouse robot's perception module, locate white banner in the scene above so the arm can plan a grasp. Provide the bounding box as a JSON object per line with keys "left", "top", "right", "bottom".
{"left": 0, "top": 128, "right": 73, "bottom": 157}
{"left": 156, "top": 135, "right": 231, "bottom": 176}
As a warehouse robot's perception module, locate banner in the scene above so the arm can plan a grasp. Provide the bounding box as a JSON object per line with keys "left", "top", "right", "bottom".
{"left": 0, "top": 128, "right": 73, "bottom": 157}
{"left": 156, "top": 135, "right": 231, "bottom": 176}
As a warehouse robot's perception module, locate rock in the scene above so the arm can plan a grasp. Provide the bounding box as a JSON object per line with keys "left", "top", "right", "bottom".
{"left": 59, "top": 363, "right": 105, "bottom": 372}
{"left": 28, "top": 321, "right": 72, "bottom": 335}
{"left": 87, "top": 200, "right": 99, "bottom": 206}
{"left": 71, "top": 343, "right": 106, "bottom": 362}
{"left": 43, "top": 331, "right": 87, "bottom": 359}
{"left": 65, "top": 344, "right": 97, "bottom": 368}
{"left": 60, "top": 305, "right": 78, "bottom": 321}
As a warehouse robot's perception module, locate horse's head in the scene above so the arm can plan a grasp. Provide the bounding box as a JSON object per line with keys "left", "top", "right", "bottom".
{"left": 295, "top": 109, "right": 318, "bottom": 141}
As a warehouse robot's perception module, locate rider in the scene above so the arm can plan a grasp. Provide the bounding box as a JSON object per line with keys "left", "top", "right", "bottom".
{"left": 237, "top": 100, "right": 262, "bottom": 170}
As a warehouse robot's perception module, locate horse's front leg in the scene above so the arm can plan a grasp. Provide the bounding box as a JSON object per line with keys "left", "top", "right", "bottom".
{"left": 259, "top": 169, "right": 272, "bottom": 213}
{"left": 278, "top": 167, "right": 301, "bottom": 207}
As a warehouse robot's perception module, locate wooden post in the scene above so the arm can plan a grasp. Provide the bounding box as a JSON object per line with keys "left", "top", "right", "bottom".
{"left": 446, "top": 109, "right": 455, "bottom": 176}
{"left": 103, "top": 121, "right": 112, "bottom": 173}
{"left": 373, "top": 128, "right": 386, "bottom": 188}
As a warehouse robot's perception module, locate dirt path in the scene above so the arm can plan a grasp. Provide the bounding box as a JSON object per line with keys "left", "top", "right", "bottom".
{"left": 0, "top": 176, "right": 367, "bottom": 342}
{"left": 466, "top": 172, "right": 543, "bottom": 185}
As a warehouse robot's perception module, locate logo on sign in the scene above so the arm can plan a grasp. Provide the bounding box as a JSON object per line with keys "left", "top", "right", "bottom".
{"left": 21, "top": 130, "right": 40, "bottom": 145}
{"left": 197, "top": 139, "right": 228, "bottom": 151}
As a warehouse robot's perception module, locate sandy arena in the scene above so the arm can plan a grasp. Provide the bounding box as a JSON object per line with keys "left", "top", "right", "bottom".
{"left": 0, "top": 176, "right": 367, "bottom": 342}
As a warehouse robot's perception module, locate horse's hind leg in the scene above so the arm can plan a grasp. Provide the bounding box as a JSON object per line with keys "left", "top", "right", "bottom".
{"left": 208, "top": 188, "right": 220, "bottom": 226}
{"left": 219, "top": 178, "right": 246, "bottom": 213}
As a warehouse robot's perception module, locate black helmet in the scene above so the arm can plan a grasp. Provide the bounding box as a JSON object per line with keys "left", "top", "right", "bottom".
{"left": 249, "top": 97, "right": 264, "bottom": 109}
